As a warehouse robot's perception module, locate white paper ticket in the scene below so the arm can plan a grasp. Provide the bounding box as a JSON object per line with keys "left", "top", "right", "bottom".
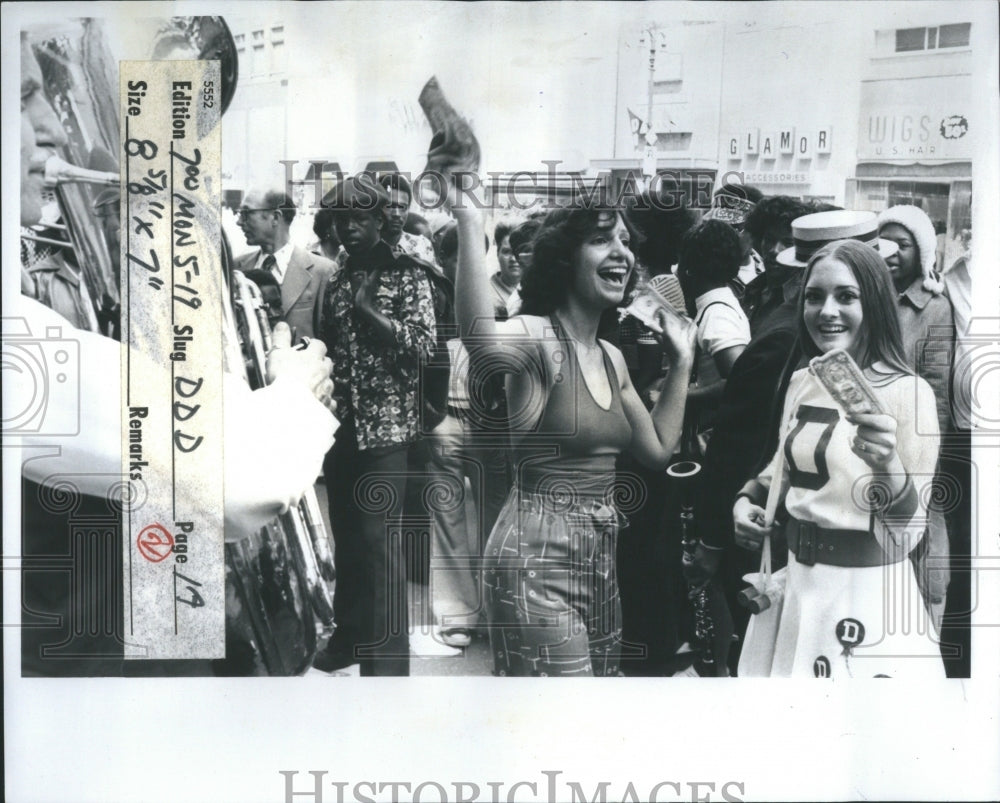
{"left": 119, "top": 60, "right": 224, "bottom": 659}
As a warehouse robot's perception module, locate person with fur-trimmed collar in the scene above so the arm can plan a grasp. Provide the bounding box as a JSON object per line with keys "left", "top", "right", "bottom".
{"left": 879, "top": 204, "right": 960, "bottom": 655}
{"left": 878, "top": 205, "right": 954, "bottom": 435}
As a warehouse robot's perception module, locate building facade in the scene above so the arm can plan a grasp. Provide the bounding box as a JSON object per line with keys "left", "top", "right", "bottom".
{"left": 603, "top": 8, "right": 977, "bottom": 264}
{"left": 222, "top": 8, "right": 981, "bottom": 261}
{"left": 849, "top": 21, "right": 973, "bottom": 271}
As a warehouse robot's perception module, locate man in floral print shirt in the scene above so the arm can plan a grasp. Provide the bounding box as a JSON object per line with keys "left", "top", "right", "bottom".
{"left": 315, "top": 174, "right": 437, "bottom": 676}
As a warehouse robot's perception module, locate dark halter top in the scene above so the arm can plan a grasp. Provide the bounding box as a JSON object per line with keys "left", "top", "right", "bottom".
{"left": 517, "top": 317, "right": 633, "bottom": 499}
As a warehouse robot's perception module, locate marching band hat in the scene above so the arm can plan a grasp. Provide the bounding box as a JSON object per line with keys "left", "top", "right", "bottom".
{"left": 776, "top": 210, "right": 898, "bottom": 268}
{"left": 322, "top": 173, "right": 389, "bottom": 213}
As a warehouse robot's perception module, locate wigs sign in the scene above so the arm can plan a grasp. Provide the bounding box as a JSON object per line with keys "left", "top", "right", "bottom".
{"left": 857, "top": 106, "right": 970, "bottom": 160}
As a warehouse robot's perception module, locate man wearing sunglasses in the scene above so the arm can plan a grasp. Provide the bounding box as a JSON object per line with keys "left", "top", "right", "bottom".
{"left": 236, "top": 189, "right": 335, "bottom": 340}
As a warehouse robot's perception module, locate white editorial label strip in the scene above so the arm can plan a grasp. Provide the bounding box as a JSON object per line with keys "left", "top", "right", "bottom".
{"left": 120, "top": 60, "right": 224, "bottom": 659}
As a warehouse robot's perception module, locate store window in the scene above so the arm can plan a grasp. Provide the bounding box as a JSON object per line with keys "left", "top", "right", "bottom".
{"left": 887, "top": 181, "right": 949, "bottom": 228}
{"left": 944, "top": 180, "right": 972, "bottom": 271}
{"left": 894, "top": 23, "right": 971, "bottom": 53}
{"left": 235, "top": 25, "right": 289, "bottom": 77}
{"left": 847, "top": 177, "right": 972, "bottom": 272}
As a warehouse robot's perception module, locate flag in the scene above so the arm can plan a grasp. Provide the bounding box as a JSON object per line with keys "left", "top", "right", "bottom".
{"left": 627, "top": 107, "right": 648, "bottom": 147}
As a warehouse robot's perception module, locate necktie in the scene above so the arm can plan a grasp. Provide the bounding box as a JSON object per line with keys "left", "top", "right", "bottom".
{"left": 255, "top": 255, "right": 283, "bottom": 323}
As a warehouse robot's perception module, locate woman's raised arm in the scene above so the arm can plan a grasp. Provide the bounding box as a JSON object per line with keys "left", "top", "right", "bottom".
{"left": 454, "top": 207, "right": 497, "bottom": 350}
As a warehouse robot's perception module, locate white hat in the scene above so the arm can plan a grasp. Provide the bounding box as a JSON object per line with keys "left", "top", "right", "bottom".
{"left": 776, "top": 210, "right": 899, "bottom": 268}
{"left": 877, "top": 205, "right": 945, "bottom": 294}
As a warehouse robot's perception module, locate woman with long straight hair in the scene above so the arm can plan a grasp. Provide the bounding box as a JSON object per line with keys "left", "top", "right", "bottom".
{"left": 733, "top": 239, "right": 944, "bottom": 678}
{"left": 451, "top": 198, "right": 695, "bottom": 677}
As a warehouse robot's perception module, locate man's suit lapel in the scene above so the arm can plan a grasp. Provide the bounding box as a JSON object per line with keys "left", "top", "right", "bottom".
{"left": 235, "top": 250, "right": 261, "bottom": 272}
{"left": 281, "top": 246, "right": 313, "bottom": 313}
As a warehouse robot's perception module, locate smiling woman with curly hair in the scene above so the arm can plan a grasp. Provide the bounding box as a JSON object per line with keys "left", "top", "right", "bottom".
{"left": 517, "top": 207, "right": 642, "bottom": 316}
{"left": 449, "top": 197, "right": 696, "bottom": 677}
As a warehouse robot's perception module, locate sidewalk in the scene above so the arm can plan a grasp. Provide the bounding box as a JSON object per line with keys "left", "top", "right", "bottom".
{"left": 309, "top": 480, "right": 494, "bottom": 677}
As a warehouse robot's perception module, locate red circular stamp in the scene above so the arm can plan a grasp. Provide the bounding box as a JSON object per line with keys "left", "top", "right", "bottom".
{"left": 137, "top": 523, "right": 174, "bottom": 563}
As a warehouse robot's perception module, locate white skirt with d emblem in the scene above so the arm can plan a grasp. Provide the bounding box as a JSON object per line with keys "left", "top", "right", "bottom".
{"left": 769, "top": 553, "right": 946, "bottom": 678}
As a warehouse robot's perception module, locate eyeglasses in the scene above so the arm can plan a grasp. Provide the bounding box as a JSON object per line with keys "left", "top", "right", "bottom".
{"left": 236, "top": 207, "right": 276, "bottom": 219}
{"left": 513, "top": 248, "right": 533, "bottom": 262}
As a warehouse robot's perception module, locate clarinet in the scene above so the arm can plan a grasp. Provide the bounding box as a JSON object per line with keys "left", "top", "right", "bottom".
{"left": 667, "top": 431, "right": 716, "bottom": 675}
{"left": 666, "top": 326, "right": 721, "bottom": 674}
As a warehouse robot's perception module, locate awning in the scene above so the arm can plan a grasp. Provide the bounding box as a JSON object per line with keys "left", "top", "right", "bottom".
{"left": 855, "top": 161, "right": 971, "bottom": 178}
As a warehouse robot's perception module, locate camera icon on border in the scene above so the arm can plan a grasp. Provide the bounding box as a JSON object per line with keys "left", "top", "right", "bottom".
{"left": 2, "top": 317, "right": 81, "bottom": 437}
{"left": 950, "top": 318, "right": 1000, "bottom": 437}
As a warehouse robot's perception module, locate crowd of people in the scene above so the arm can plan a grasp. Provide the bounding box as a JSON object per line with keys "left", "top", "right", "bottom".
{"left": 217, "top": 167, "right": 973, "bottom": 679}
{"left": 17, "top": 26, "right": 975, "bottom": 679}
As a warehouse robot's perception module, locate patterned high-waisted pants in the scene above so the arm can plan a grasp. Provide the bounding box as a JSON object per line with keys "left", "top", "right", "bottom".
{"left": 483, "top": 489, "right": 622, "bottom": 677}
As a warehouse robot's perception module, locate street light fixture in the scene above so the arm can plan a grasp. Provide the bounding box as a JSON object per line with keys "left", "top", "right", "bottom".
{"left": 638, "top": 26, "right": 668, "bottom": 180}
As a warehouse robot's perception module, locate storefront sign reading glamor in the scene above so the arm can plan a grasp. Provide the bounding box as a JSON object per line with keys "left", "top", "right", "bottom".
{"left": 726, "top": 127, "right": 832, "bottom": 158}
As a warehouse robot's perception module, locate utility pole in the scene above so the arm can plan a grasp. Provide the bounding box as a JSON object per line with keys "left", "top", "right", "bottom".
{"left": 639, "top": 26, "right": 667, "bottom": 184}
